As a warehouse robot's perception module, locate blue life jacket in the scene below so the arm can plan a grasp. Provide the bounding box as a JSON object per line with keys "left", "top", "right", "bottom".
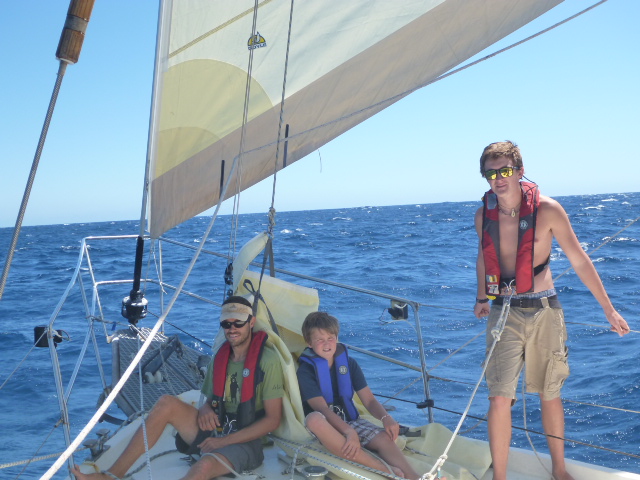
{"left": 299, "top": 343, "right": 359, "bottom": 421}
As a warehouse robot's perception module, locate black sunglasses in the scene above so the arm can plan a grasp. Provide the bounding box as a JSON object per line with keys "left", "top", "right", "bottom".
{"left": 220, "top": 319, "right": 250, "bottom": 329}
{"left": 484, "top": 166, "right": 520, "bottom": 180}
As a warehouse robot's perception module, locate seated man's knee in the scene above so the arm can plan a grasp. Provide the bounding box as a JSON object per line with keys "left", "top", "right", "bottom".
{"left": 192, "top": 454, "right": 229, "bottom": 477}
{"left": 304, "top": 411, "right": 327, "bottom": 432}
{"left": 154, "top": 394, "right": 181, "bottom": 413}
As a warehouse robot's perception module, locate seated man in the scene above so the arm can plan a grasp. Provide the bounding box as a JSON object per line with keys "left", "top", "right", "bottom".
{"left": 73, "top": 296, "right": 284, "bottom": 480}
{"left": 296, "top": 311, "right": 420, "bottom": 480}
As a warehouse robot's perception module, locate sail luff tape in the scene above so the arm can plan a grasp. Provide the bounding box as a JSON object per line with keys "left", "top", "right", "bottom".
{"left": 56, "top": 0, "right": 96, "bottom": 64}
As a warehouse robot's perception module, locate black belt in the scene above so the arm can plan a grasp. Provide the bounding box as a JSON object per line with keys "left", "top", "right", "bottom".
{"left": 492, "top": 295, "right": 561, "bottom": 309}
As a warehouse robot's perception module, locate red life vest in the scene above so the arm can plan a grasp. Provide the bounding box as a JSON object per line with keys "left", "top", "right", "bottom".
{"left": 211, "top": 330, "right": 268, "bottom": 430}
{"left": 482, "top": 182, "right": 539, "bottom": 295}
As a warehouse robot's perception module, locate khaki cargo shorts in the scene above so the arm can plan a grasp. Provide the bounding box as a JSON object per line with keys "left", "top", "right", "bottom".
{"left": 485, "top": 301, "right": 569, "bottom": 401}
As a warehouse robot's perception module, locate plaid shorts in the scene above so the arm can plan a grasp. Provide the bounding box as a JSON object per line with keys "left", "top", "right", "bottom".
{"left": 347, "top": 418, "right": 384, "bottom": 446}
{"left": 305, "top": 413, "right": 384, "bottom": 447}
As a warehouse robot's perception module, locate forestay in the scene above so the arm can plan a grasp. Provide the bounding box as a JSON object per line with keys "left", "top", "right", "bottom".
{"left": 147, "top": 0, "right": 562, "bottom": 237}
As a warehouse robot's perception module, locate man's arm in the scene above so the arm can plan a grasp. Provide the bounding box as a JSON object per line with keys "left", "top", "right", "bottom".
{"left": 197, "top": 399, "right": 220, "bottom": 432}
{"left": 474, "top": 207, "right": 491, "bottom": 318}
{"left": 197, "top": 396, "right": 283, "bottom": 453}
{"left": 198, "top": 360, "right": 221, "bottom": 432}
{"left": 546, "top": 198, "right": 630, "bottom": 336}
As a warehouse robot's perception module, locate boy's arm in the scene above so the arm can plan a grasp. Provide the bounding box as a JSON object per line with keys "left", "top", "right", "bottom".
{"left": 545, "top": 198, "right": 630, "bottom": 336}
{"left": 306, "top": 396, "right": 362, "bottom": 459}
{"left": 307, "top": 396, "right": 355, "bottom": 435}
{"left": 356, "top": 386, "right": 399, "bottom": 441}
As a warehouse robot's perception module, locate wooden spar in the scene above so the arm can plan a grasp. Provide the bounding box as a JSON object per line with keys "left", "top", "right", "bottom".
{"left": 56, "top": 0, "right": 96, "bottom": 64}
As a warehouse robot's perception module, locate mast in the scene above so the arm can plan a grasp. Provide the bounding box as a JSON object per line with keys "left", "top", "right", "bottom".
{"left": 120, "top": 0, "right": 169, "bottom": 324}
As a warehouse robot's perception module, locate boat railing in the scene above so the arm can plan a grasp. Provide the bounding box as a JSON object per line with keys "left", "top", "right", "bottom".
{"left": 35, "top": 233, "right": 639, "bottom": 476}
{"left": 41, "top": 232, "right": 444, "bottom": 459}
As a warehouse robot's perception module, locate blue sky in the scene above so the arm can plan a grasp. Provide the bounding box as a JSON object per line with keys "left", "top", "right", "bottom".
{"left": 1, "top": 1, "right": 638, "bottom": 228}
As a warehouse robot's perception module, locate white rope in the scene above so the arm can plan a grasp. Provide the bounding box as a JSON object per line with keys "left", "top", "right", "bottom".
{"left": 40, "top": 317, "right": 166, "bottom": 479}
{"left": 136, "top": 335, "right": 153, "bottom": 480}
{"left": 0, "top": 446, "right": 88, "bottom": 470}
{"left": 420, "top": 286, "right": 516, "bottom": 480}
{"left": 201, "top": 452, "right": 251, "bottom": 479}
{"left": 521, "top": 371, "right": 554, "bottom": 480}
{"left": 118, "top": 449, "right": 175, "bottom": 479}
{"left": 41, "top": 157, "right": 241, "bottom": 480}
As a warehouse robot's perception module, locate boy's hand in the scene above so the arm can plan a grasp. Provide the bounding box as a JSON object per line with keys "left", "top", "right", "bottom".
{"left": 341, "top": 429, "right": 361, "bottom": 459}
{"left": 382, "top": 415, "right": 399, "bottom": 441}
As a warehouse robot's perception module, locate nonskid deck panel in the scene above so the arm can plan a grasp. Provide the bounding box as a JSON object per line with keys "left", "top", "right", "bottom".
{"left": 110, "top": 328, "right": 210, "bottom": 417}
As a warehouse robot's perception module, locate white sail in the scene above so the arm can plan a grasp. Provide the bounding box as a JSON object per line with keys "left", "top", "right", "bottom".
{"left": 148, "top": 0, "right": 562, "bottom": 237}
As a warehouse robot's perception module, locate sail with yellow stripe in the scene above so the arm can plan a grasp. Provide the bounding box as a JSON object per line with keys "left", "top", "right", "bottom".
{"left": 147, "top": 0, "right": 562, "bottom": 237}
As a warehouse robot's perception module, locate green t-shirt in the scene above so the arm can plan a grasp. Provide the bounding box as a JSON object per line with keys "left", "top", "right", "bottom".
{"left": 201, "top": 344, "right": 284, "bottom": 415}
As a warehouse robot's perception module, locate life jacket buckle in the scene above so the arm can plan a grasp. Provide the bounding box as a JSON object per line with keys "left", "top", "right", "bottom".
{"left": 331, "top": 405, "right": 347, "bottom": 421}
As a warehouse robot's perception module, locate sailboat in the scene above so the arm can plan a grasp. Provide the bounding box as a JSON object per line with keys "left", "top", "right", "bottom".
{"left": 1, "top": 1, "right": 638, "bottom": 479}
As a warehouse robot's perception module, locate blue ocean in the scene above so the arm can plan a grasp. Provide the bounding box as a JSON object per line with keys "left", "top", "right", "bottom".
{"left": 0, "top": 193, "right": 638, "bottom": 478}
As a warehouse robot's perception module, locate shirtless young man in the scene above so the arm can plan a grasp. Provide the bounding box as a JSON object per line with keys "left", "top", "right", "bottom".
{"left": 473, "top": 141, "right": 630, "bottom": 480}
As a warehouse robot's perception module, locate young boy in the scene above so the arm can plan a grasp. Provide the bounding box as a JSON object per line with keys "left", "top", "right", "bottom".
{"left": 297, "top": 311, "right": 420, "bottom": 480}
